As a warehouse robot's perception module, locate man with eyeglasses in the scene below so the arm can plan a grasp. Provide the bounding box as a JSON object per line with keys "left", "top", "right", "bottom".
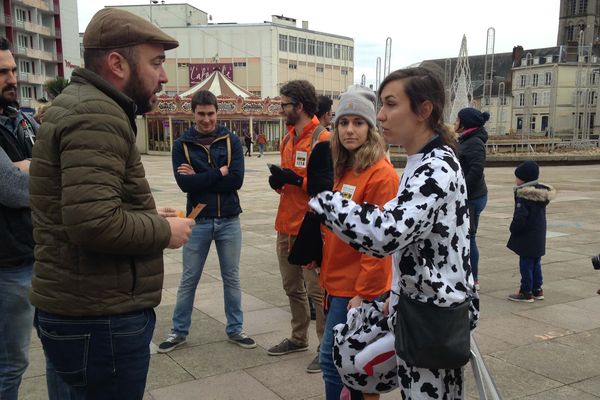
{"left": 267, "top": 80, "right": 330, "bottom": 374}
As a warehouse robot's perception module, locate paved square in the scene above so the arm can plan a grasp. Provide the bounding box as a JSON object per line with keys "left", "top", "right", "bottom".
{"left": 20, "top": 154, "right": 600, "bottom": 399}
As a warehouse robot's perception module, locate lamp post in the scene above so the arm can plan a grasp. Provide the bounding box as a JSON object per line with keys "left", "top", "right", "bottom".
{"left": 149, "top": 0, "right": 158, "bottom": 25}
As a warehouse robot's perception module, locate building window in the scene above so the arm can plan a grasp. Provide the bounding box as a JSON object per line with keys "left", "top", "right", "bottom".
{"left": 341, "top": 45, "right": 348, "bottom": 60}
{"left": 289, "top": 63, "right": 297, "bottom": 69}
{"left": 20, "top": 86, "right": 32, "bottom": 99}
{"left": 567, "top": 0, "right": 576, "bottom": 15}
{"left": 288, "top": 36, "right": 297, "bottom": 53}
{"left": 298, "top": 38, "right": 306, "bottom": 54}
{"left": 15, "top": 8, "right": 29, "bottom": 22}
{"left": 545, "top": 72, "right": 552, "bottom": 85}
{"left": 567, "top": 24, "right": 575, "bottom": 41}
{"left": 307, "top": 39, "right": 315, "bottom": 55}
{"left": 349, "top": 47, "right": 354, "bottom": 61}
{"left": 279, "top": 35, "right": 288, "bottom": 52}
{"left": 341, "top": 68, "right": 348, "bottom": 75}
{"left": 542, "top": 91, "right": 550, "bottom": 105}
{"left": 316, "top": 65, "right": 324, "bottom": 73}
{"left": 324, "top": 42, "right": 333, "bottom": 58}
{"left": 233, "top": 62, "right": 246, "bottom": 67}
{"left": 532, "top": 73, "right": 539, "bottom": 86}
{"left": 333, "top": 44, "right": 341, "bottom": 59}
{"left": 519, "top": 93, "right": 525, "bottom": 106}
{"left": 530, "top": 116, "right": 536, "bottom": 131}
{"left": 541, "top": 116, "right": 549, "bottom": 131}
{"left": 517, "top": 116, "right": 523, "bottom": 130}
{"left": 589, "top": 90, "right": 596, "bottom": 105}
{"left": 316, "top": 41, "right": 324, "bottom": 57}
{"left": 532, "top": 92, "right": 538, "bottom": 106}
{"left": 16, "top": 34, "right": 31, "bottom": 49}
{"left": 579, "top": 0, "right": 588, "bottom": 14}
{"left": 520, "top": 75, "right": 527, "bottom": 87}
{"left": 19, "top": 60, "right": 32, "bottom": 74}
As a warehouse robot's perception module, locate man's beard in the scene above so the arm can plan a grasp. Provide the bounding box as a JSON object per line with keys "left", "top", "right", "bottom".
{"left": 123, "top": 73, "right": 157, "bottom": 115}
{"left": 0, "top": 85, "right": 19, "bottom": 114}
{"left": 285, "top": 110, "right": 299, "bottom": 125}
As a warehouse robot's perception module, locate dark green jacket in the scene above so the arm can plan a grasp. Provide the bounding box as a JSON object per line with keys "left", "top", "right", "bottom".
{"left": 29, "top": 67, "right": 171, "bottom": 316}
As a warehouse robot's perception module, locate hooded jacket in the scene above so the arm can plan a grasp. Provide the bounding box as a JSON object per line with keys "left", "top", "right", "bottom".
{"left": 275, "top": 116, "right": 330, "bottom": 236}
{"left": 29, "top": 67, "right": 171, "bottom": 316}
{"left": 0, "top": 110, "right": 36, "bottom": 267}
{"left": 507, "top": 183, "right": 556, "bottom": 257}
{"left": 320, "top": 157, "right": 398, "bottom": 299}
{"left": 171, "top": 125, "right": 244, "bottom": 218}
{"left": 457, "top": 126, "right": 488, "bottom": 200}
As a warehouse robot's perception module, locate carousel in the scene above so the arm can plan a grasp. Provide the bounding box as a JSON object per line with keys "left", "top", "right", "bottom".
{"left": 142, "top": 70, "right": 284, "bottom": 154}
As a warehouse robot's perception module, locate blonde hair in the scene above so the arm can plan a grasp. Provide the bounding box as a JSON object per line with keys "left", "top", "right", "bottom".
{"left": 331, "top": 119, "right": 387, "bottom": 181}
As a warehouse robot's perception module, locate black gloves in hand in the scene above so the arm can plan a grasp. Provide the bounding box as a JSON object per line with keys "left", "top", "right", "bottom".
{"left": 307, "top": 141, "right": 333, "bottom": 196}
{"left": 269, "top": 174, "right": 284, "bottom": 190}
{"left": 277, "top": 168, "right": 303, "bottom": 186}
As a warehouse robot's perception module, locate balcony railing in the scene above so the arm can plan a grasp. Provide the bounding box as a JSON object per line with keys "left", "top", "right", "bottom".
{"left": 13, "top": 18, "right": 54, "bottom": 36}
{"left": 14, "top": 46, "right": 57, "bottom": 62}
{"left": 13, "top": 0, "right": 53, "bottom": 13}
{"left": 18, "top": 72, "right": 47, "bottom": 85}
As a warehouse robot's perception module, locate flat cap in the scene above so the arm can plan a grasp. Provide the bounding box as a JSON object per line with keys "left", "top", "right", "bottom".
{"left": 83, "top": 8, "right": 179, "bottom": 50}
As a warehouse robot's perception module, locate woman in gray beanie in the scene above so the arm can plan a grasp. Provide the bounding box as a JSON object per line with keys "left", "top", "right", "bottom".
{"left": 455, "top": 107, "right": 490, "bottom": 290}
{"left": 316, "top": 84, "right": 399, "bottom": 400}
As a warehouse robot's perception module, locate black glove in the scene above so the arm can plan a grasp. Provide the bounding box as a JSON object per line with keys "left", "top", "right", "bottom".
{"left": 269, "top": 174, "right": 284, "bottom": 190}
{"left": 307, "top": 141, "right": 333, "bottom": 196}
{"left": 275, "top": 168, "right": 303, "bottom": 187}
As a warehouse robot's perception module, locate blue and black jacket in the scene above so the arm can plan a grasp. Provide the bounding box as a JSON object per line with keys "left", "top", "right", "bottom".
{"left": 172, "top": 125, "right": 244, "bottom": 218}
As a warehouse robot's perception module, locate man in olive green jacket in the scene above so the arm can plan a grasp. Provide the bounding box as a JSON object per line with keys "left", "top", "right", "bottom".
{"left": 28, "top": 9, "right": 193, "bottom": 400}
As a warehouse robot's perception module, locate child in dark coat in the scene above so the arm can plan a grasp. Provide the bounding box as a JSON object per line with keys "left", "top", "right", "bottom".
{"left": 507, "top": 160, "right": 556, "bottom": 302}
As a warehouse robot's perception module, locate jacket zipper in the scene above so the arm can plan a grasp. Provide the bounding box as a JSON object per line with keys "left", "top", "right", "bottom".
{"left": 191, "top": 135, "right": 229, "bottom": 217}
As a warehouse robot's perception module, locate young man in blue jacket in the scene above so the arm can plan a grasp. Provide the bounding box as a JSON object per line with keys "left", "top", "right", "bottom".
{"left": 159, "top": 90, "right": 256, "bottom": 351}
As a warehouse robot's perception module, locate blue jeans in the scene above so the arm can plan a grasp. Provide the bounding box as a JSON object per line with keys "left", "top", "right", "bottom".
{"left": 519, "top": 256, "right": 543, "bottom": 293}
{"left": 468, "top": 195, "right": 487, "bottom": 281}
{"left": 258, "top": 144, "right": 265, "bottom": 156}
{"left": 320, "top": 296, "right": 351, "bottom": 400}
{"left": 0, "top": 263, "right": 34, "bottom": 400}
{"left": 172, "top": 216, "right": 243, "bottom": 337}
{"left": 35, "top": 308, "right": 156, "bottom": 400}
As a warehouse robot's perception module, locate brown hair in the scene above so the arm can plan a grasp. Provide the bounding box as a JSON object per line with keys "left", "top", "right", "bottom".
{"left": 378, "top": 67, "right": 456, "bottom": 150}
{"left": 331, "top": 120, "right": 387, "bottom": 181}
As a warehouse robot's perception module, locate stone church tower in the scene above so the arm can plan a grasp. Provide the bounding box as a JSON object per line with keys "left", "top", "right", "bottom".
{"left": 558, "top": 0, "right": 600, "bottom": 45}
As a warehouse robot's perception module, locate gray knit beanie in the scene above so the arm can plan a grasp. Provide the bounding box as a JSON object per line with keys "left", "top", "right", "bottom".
{"left": 334, "top": 85, "right": 377, "bottom": 128}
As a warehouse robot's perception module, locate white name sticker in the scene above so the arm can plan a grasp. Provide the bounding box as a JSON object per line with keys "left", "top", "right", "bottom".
{"left": 295, "top": 151, "right": 308, "bottom": 168}
{"left": 340, "top": 184, "right": 356, "bottom": 200}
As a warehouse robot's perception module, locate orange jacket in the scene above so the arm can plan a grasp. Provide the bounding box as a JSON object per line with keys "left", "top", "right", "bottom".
{"left": 320, "top": 157, "right": 399, "bottom": 299}
{"left": 274, "top": 116, "right": 331, "bottom": 236}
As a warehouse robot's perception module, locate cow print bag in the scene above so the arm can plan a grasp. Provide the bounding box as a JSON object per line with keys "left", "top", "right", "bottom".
{"left": 332, "top": 301, "right": 398, "bottom": 394}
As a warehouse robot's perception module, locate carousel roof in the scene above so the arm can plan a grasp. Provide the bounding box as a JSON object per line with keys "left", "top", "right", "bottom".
{"left": 179, "top": 70, "right": 254, "bottom": 98}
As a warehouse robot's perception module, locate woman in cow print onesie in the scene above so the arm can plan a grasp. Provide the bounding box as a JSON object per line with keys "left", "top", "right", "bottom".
{"left": 309, "top": 67, "right": 479, "bottom": 400}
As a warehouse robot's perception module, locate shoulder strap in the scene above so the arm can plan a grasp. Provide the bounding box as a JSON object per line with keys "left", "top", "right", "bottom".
{"left": 183, "top": 142, "right": 192, "bottom": 165}
{"left": 226, "top": 135, "right": 232, "bottom": 166}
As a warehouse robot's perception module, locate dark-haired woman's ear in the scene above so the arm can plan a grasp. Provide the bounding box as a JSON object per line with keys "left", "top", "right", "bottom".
{"left": 416, "top": 100, "right": 433, "bottom": 122}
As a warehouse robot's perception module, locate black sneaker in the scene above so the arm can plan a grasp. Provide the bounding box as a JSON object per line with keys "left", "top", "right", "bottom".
{"left": 267, "top": 338, "right": 309, "bottom": 356}
{"left": 228, "top": 332, "right": 257, "bottom": 349}
{"left": 157, "top": 334, "right": 186, "bottom": 353}
{"left": 532, "top": 288, "right": 544, "bottom": 300}
{"left": 306, "top": 354, "right": 321, "bottom": 373}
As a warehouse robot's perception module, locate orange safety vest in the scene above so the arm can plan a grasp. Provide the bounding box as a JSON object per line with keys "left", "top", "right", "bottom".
{"left": 320, "top": 157, "right": 399, "bottom": 299}
{"left": 274, "top": 116, "right": 331, "bottom": 236}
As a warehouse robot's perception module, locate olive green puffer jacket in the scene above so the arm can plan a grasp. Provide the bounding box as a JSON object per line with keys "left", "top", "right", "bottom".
{"left": 29, "top": 67, "right": 171, "bottom": 316}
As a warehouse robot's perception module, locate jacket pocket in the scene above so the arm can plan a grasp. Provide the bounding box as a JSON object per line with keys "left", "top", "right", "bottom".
{"left": 37, "top": 325, "right": 90, "bottom": 386}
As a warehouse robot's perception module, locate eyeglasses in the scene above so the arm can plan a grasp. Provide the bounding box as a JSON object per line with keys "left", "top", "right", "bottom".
{"left": 280, "top": 102, "right": 297, "bottom": 109}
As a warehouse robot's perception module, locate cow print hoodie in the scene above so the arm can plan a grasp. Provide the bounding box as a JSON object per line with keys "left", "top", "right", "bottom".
{"left": 309, "top": 136, "right": 479, "bottom": 327}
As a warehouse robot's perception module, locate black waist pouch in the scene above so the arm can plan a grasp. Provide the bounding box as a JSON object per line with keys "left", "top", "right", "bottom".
{"left": 394, "top": 293, "right": 471, "bottom": 369}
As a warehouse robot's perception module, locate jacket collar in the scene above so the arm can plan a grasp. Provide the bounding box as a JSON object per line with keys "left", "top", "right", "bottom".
{"left": 287, "top": 115, "right": 320, "bottom": 139}
{"left": 418, "top": 134, "right": 445, "bottom": 154}
{"left": 70, "top": 67, "right": 138, "bottom": 133}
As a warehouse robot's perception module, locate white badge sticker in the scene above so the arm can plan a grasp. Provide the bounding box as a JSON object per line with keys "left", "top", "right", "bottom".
{"left": 340, "top": 184, "right": 356, "bottom": 200}
{"left": 295, "top": 151, "right": 308, "bottom": 168}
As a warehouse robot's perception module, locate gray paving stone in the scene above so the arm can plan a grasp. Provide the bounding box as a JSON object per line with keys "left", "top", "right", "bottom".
{"left": 492, "top": 340, "right": 600, "bottom": 384}
{"left": 571, "top": 375, "right": 600, "bottom": 397}
{"left": 521, "top": 385, "right": 599, "bottom": 399}
{"left": 145, "top": 354, "right": 195, "bottom": 392}
{"left": 149, "top": 371, "right": 282, "bottom": 400}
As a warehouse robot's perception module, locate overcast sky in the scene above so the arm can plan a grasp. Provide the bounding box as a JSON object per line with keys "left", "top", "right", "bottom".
{"left": 77, "top": 0, "right": 561, "bottom": 87}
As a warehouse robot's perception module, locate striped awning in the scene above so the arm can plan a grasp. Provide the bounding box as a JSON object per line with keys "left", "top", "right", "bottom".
{"left": 179, "top": 70, "right": 254, "bottom": 98}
